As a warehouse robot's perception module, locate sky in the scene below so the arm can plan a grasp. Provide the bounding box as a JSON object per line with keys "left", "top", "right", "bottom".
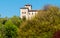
{"left": 0, "top": 0, "right": 60, "bottom": 18}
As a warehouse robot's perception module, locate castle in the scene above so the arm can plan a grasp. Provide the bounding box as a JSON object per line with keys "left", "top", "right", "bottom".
{"left": 20, "top": 4, "right": 38, "bottom": 20}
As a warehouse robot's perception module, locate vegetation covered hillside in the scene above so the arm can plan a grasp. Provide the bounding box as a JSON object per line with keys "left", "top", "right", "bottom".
{"left": 0, "top": 5, "right": 60, "bottom": 38}
{"left": 19, "top": 6, "right": 60, "bottom": 38}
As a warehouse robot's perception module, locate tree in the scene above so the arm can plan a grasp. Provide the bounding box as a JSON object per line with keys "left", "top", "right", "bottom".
{"left": 0, "top": 18, "right": 7, "bottom": 25}
{"left": 10, "top": 16, "right": 22, "bottom": 27}
{"left": 0, "top": 23, "right": 5, "bottom": 38}
{"left": 0, "top": 14, "right": 1, "bottom": 18}
{"left": 4, "top": 20, "right": 19, "bottom": 38}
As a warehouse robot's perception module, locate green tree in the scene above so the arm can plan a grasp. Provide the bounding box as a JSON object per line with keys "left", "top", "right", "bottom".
{"left": 0, "top": 14, "right": 1, "bottom": 18}
{"left": 0, "top": 18, "right": 7, "bottom": 25}
{"left": 0, "top": 23, "right": 5, "bottom": 38}
{"left": 10, "top": 16, "right": 22, "bottom": 27}
{"left": 4, "top": 20, "right": 19, "bottom": 38}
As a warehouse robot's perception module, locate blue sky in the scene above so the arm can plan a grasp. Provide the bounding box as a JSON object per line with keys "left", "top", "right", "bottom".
{"left": 0, "top": 0, "right": 60, "bottom": 18}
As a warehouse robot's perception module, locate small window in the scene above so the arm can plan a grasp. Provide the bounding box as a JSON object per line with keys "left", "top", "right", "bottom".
{"left": 29, "top": 13, "right": 30, "bottom": 15}
{"left": 22, "top": 12, "right": 26, "bottom": 14}
{"left": 32, "top": 13, "right": 33, "bottom": 15}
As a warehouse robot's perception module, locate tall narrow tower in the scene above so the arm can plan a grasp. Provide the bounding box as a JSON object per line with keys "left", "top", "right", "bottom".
{"left": 25, "top": 4, "right": 32, "bottom": 10}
